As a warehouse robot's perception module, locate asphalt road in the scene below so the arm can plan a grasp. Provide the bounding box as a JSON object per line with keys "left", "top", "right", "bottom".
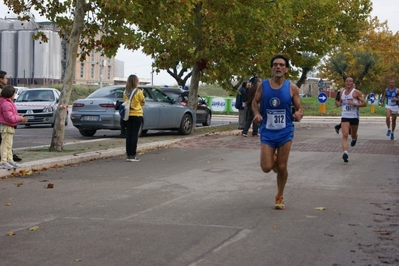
{"left": 1, "top": 120, "right": 398, "bottom": 265}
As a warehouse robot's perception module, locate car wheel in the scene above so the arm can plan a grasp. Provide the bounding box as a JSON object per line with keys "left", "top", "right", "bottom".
{"left": 178, "top": 113, "right": 193, "bottom": 135}
{"left": 202, "top": 112, "right": 211, "bottom": 126}
{"left": 79, "top": 129, "right": 97, "bottom": 137}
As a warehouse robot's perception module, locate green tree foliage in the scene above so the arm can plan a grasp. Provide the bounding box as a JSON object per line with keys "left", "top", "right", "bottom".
{"left": 319, "top": 17, "right": 399, "bottom": 93}
{"left": 4, "top": 0, "right": 374, "bottom": 133}
{"left": 130, "top": 0, "right": 372, "bottom": 111}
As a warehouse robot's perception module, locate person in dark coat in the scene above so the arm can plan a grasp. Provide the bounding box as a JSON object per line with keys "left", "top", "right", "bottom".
{"left": 235, "top": 81, "right": 249, "bottom": 129}
{"left": 242, "top": 77, "right": 262, "bottom": 137}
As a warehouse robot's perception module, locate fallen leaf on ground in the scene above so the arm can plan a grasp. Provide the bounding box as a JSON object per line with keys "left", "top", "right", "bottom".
{"left": 5, "top": 202, "right": 11, "bottom": 206}
{"left": 7, "top": 231, "right": 15, "bottom": 236}
{"left": 16, "top": 182, "right": 24, "bottom": 187}
{"left": 273, "top": 224, "right": 280, "bottom": 229}
{"left": 47, "top": 183, "right": 54, "bottom": 189}
{"left": 315, "top": 207, "right": 326, "bottom": 210}
{"left": 29, "top": 226, "right": 39, "bottom": 231}
{"left": 75, "top": 259, "right": 82, "bottom": 262}
{"left": 374, "top": 230, "right": 391, "bottom": 235}
{"left": 12, "top": 169, "right": 33, "bottom": 177}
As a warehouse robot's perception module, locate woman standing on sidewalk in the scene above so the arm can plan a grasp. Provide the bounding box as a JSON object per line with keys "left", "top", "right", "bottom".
{"left": 124, "top": 75, "right": 145, "bottom": 162}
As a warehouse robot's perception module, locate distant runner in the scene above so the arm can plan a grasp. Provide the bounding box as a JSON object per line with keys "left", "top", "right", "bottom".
{"left": 380, "top": 78, "right": 399, "bottom": 140}
{"left": 335, "top": 77, "right": 366, "bottom": 163}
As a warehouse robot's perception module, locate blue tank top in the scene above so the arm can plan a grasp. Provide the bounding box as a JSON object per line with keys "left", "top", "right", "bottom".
{"left": 260, "top": 79, "right": 294, "bottom": 133}
{"left": 385, "top": 88, "right": 398, "bottom": 106}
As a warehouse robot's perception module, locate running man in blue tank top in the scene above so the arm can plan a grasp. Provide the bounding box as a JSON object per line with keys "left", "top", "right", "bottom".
{"left": 252, "top": 55, "right": 303, "bottom": 210}
{"left": 380, "top": 79, "right": 399, "bottom": 140}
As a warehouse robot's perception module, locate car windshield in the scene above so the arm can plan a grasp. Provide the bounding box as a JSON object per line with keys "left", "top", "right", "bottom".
{"left": 88, "top": 87, "right": 124, "bottom": 99}
{"left": 15, "top": 90, "right": 54, "bottom": 102}
{"left": 163, "top": 91, "right": 181, "bottom": 101}
{"left": 151, "top": 88, "right": 173, "bottom": 103}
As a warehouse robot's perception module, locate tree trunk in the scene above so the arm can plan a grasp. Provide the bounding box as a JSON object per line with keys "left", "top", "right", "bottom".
{"left": 188, "top": 62, "right": 201, "bottom": 131}
{"left": 49, "top": 0, "right": 85, "bottom": 152}
{"left": 188, "top": 63, "right": 200, "bottom": 112}
{"left": 296, "top": 67, "right": 311, "bottom": 88}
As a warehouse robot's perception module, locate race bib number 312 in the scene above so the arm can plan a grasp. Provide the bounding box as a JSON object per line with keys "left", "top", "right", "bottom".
{"left": 266, "top": 109, "right": 286, "bottom": 130}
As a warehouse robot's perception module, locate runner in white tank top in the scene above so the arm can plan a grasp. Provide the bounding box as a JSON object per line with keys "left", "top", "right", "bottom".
{"left": 341, "top": 88, "right": 360, "bottom": 119}
{"left": 335, "top": 77, "right": 366, "bottom": 163}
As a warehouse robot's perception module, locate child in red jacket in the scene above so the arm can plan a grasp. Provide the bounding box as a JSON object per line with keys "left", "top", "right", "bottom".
{"left": 0, "top": 85, "right": 28, "bottom": 169}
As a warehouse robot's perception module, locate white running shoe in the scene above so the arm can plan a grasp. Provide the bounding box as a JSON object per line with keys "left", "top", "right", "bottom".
{"left": 1, "top": 162, "right": 14, "bottom": 170}
{"left": 9, "top": 162, "right": 21, "bottom": 168}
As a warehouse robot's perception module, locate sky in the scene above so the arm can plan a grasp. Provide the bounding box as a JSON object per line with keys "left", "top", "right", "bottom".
{"left": 0, "top": 0, "right": 398, "bottom": 85}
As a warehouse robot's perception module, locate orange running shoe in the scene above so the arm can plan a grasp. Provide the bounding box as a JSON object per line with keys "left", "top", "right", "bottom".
{"left": 275, "top": 195, "right": 285, "bottom": 210}
{"left": 272, "top": 153, "right": 278, "bottom": 173}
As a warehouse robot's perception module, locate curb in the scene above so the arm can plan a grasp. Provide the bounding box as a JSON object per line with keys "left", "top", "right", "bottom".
{"left": 0, "top": 138, "right": 185, "bottom": 178}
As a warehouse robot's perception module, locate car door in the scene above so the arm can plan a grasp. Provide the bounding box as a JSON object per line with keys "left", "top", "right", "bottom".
{"left": 196, "top": 95, "right": 208, "bottom": 122}
{"left": 151, "top": 88, "right": 180, "bottom": 128}
{"left": 141, "top": 88, "right": 161, "bottom": 129}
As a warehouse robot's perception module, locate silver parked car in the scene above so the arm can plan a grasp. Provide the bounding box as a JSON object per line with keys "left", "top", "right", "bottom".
{"left": 71, "top": 85, "right": 196, "bottom": 137}
{"left": 15, "top": 88, "right": 67, "bottom": 127}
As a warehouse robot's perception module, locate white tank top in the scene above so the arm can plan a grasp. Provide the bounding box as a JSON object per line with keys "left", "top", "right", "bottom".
{"left": 341, "top": 89, "right": 359, "bottom": 118}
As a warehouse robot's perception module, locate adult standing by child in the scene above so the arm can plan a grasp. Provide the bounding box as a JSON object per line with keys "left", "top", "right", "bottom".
{"left": 252, "top": 55, "right": 303, "bottom": 210}
{"left": 380, "top": 78, "right": 398, "bottom": 140}
{"left": 235, "top": 81, "right": 249, "bottom": 129}
{"left": 0, "top": 85, "right": 28, "bottom": 169}
{"left": 0, "top": 70, "right": 22, "bottom": 162}
{"left": 124, "top": 75, "right": 145, "bottom": 162}
{"left": 335, "top": 76, "right": 366, "bottom": 163}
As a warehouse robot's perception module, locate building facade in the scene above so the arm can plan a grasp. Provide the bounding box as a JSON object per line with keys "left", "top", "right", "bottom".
{"left": 0, "top": 17, "right": 123, "bottom": 86}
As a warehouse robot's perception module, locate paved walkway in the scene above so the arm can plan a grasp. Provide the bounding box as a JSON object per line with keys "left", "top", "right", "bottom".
{"left": 1, "top": 116, "right": 394, "bottom": 178}
{"left": 1, "top": 117, "right": 398, "bottom": 266}
{"left": 171, "top": 120, "right": 398, "bottom": 156}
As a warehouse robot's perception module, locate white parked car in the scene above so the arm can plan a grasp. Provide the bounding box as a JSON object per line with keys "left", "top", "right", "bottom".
{"left": 15, "top": 88, "right": 68, "bottom": 127}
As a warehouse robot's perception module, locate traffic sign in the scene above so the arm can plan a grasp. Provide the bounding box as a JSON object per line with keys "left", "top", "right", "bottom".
{"left": 369, "top": 93, "right": 375, "bottom": 104}
{"left": 318, "top": 79, "right": 324, "bottom": 91}
{"left": 318, "top": 92, "right": 328, "bottom": 103}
